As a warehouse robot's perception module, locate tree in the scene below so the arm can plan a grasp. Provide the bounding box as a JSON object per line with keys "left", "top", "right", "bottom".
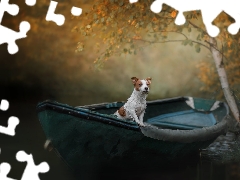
{"left": 74, "top": 0, "right": 240, "bottom": 123}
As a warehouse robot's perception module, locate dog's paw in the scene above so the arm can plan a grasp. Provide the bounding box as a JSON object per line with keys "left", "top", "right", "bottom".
{"left": 139, "top": 122, "right": 145, "bottom": 127}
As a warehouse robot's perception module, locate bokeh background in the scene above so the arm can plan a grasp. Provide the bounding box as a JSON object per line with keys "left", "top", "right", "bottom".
{"left": 0, "top": 0, "right": 239, "bottom": 180}
{"left": 0, "top": 0, "right": 215, "bottom": 106}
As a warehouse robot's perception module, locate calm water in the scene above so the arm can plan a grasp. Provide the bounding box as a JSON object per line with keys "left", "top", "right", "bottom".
{"left": 1, "top": 100, "right": 240, "bottom": 180}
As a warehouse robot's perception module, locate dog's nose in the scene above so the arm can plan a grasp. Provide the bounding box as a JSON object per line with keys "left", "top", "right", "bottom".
{"left": 145, "top": 87, "right": 148, "bottom": 91}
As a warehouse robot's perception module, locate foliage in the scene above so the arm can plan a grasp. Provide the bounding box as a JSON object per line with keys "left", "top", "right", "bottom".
{"left": 197, "top": 46, "right": 240, "bottom": 99}
{"left": 74, "top": 0, "right": 240, "bottom": 96}
{"left": 1, "top": 0, "right": 91, "bottom": 97}
{"left": 74, "top": 0, "right": 222, "bottom": 61}
{"left": 196, "top": 13, "right": 240, "bottom": 98}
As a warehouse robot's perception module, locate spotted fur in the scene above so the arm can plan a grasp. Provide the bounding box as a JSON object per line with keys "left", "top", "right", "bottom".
{"left": 114, "top": 77, "right": 152, "bottom": 126}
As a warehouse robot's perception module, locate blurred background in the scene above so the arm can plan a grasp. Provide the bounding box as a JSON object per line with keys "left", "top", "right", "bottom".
{"left": 0, "top": 0, "right": 217, "bottom": 107}
{"left": 0, "top": 0, "right": 239, "bottom": 180}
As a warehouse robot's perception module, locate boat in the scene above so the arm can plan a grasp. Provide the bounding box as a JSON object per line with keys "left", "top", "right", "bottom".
{"left": 36, "top": 96, "right": 229, "bottom": 171}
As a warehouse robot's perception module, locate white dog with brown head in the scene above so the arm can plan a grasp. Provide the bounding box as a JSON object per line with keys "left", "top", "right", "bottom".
{"left": 114, "top": 77, "right": 152, "bottom": 126}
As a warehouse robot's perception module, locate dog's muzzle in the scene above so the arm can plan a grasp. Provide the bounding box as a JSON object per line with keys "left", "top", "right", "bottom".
{"left": 143, "top": 87, "right": 149, "bottom": 93}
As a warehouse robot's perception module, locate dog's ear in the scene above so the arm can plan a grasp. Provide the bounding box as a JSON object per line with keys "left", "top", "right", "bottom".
{"left": 131, "top": 77, "right": 139, "bottom": 85}
{"left": 146, "top": 77, "right": 152, "bottom": 85}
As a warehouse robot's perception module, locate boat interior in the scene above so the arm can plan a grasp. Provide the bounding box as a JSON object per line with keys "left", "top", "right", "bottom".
{"left": 80, "top": 97, "right": 228, "bottom": 130}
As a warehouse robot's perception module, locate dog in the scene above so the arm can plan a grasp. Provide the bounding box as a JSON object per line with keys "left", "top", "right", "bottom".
{"left": 114, "top": 77, "right": 152, "bottom": 126}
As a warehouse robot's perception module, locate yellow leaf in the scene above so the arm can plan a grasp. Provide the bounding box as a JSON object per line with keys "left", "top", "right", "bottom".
{"left": 228, "top": 41, "right": 231, "bottom": 47}
{"left": 171, "top": 11, "right": 177, "bottom": 18}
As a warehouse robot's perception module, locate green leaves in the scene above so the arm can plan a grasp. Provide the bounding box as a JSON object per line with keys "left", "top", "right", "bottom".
{"left": 196, "top": 34, "right": 201, "bottom": 41}
{"left": 189, "top": 41, "right": 193, "bottom": 46}
{"left": 182, "top": 39, "right": 189, "bottom": 46}
{"left": 86, "top": 25, "right": 91, "bottom": 29}
{"left": 119, "top": 1, "right": 124, "bottom": 6}
{"left": 75, "top": 42, "right": 84, "bottom": 52}
{"left": 76, "top": 0, "right": 214, "bottom": 68}
{"left": 101, "top": 17, "right": 105, "bottom": 23}
{"left": 195, "top": 44, "right": 201, "bottom": 53}
{"left": 93, "top": 13, "right": 98, "bottom": 20}
{"left": 181, "top": 39, "right": 201, "bottom": 53}
{"left": 181, "top": 39, "right": 193, "bottom": 46}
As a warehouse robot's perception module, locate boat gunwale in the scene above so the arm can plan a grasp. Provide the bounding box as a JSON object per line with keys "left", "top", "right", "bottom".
{"left": 36, "top": 96, "right": 229, "bottom": 136}
{"left": 36, "top": 100, "right": 141, "bottom": 131}
{"left": 36, "top": 97, "right": 189, "bottom": 132}
{"left": 77, "top": 96, "right": 188, "bottom": 110}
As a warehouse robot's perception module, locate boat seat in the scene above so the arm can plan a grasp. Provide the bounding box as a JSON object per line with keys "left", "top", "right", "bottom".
{"left": 146, "top": 110, "right": 216, "bottom": 130}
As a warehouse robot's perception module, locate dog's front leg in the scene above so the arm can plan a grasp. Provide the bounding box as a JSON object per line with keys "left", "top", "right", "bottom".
{"left": 130, "top": 110, "right": 145, "bottom": 127}
{"left": 138, "top": 110, "right": 145, "bottom": 126}
{"left": 129, "top": 110, "right": 142, "bottom": 126}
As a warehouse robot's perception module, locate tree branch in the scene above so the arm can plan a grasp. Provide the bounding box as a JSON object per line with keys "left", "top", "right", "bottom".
{"left": 149, "top": 30, "right": 188, "bottom": 39}
{"left": 132, "top": 38, "right": 210, "bottom": 50}
{"left": 188, "top": 20, "right": 208, "bottom": 35}
{"left": 188, "top": 20, "right": 229, "bottom": 60}
{"left": 204, "top": 40, "right": 229, "bottom": 60}
{"left": 191, "top": 40, "right": 211, "bottom": 50}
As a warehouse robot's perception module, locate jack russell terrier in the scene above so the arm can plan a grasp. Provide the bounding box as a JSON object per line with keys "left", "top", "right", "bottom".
{"left": 114, "top": 77, "right": 152, "bottom": 126}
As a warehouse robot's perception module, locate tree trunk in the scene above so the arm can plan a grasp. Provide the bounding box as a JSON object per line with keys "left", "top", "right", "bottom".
{"left": 209, "top": 37, "right": 240, "bottom": 124}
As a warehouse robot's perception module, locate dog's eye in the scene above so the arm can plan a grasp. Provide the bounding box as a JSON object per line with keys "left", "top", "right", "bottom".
{"left": 139, "top": 84, "right": 142, "bottom": 86}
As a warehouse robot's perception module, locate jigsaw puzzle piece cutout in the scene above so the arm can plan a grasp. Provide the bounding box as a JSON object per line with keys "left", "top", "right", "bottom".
{"left": 129, "top": 0, "right": 138, "bottom": 3}
{"left": 0, "top": 100, "right": 9, "bottom": 111}
{"left": 71, "top": 6, "right": 82, "bottom": 16}
{"left": 16, "top": 151, "right": 50, "bottom": 180}
{"left": 150, "top": 0, "right": 202, "bottom": 24}
{"left": 0, "top": 0, "right": 19, "bottom": 17}
{"left": 201, "top": 7, "right": 222, "bottom": 37}
{"left": 0, "top": 21, "right": 30, "bottom": 54}
{"left": 223, "top": 2, "right": 240, "bottom": 35}
{"left": 0, "top": 116, "right": 20, "bottom": 136}
{"left": 46, "top": 1, "right": 65, "bottom": 26}
{"left": 0, "top": 162, "right": 16, "bottom": 180}
{"left": 130, "top": 0, "right": 240, "bottom": 37}
{"left": 0, "top": 0, "right": 31, "bottom": 54}
{"left": 137, "top": 0, "right": 208, "bottom": 30}
{"left": 25, "top": 0, "right": 37, "bottom": 6}
{"left": 149, "top": 0, "right": 221, "bottom": 37}
{"left": 0, "top": 0, "right": 19, "bottom": 23}
{"left": 0, "top": 99, "right": 20, "bottom": 136}
{"left": 228, "top": 17, "right": 239, "bottom": 35}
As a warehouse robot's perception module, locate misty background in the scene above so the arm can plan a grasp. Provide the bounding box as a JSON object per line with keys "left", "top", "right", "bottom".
{"left": 0, "top": 1, "right": 237, "bottom": 180}
{"left": 0, "top": 0, "right": 213, "bottom": 107}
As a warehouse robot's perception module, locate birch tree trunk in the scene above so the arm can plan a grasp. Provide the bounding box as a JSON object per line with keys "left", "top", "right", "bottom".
{"left": 209, "top": 37, "right": 240, "bottom": 124}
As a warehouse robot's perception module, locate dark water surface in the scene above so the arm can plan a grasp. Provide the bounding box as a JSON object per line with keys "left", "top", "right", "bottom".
{"left": 1, "top": 100, "right": 240, "bottom": 180}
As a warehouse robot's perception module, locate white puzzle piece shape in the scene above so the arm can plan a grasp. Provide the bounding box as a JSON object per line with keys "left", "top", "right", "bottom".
{"left": 0, "top": 0, "right": 19, "bottom": 22}
{"left": 130, "top": 0, "right": 240, "bottom": 37}
{"left": 71, "top": 6, "right": 82, "bottom": 16}
{"left": 0, "top": 162, "right": 16, "bottom": 180}
{"left": 25, "top": 0, "right": 37, "bottom": 6}
{"left": 0, "top": 0, "right": 32, "bottom": 54}
{"left": 46, "top": 1, "right": 65, "bottom": 26}
{"left": 0, "top": 21, "right": 30, "bottom": 54}
{"left": 16, "top": 151, "right": 50, "bottom": 180}
{"left": 0, "top": 100, "right": 9, "bottom": 111}
{"left": 0, "top": 99, "right": 19, "bottom": 136}
{"left": 0, "top": 116, "right": 20, "bottom": 136}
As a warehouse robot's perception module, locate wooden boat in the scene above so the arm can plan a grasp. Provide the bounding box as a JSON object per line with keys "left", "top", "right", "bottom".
{"left": 36, "top": 96, "right": 229, "bottom": 171}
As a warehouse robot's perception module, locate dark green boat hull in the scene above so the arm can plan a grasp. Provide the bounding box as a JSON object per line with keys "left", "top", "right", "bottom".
{"left": 37, "top": 97, "right": 229, "bottom": 171}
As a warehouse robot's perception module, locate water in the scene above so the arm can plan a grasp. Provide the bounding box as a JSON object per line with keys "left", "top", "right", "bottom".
{"left": 1, "top": 100, "right": 240, "bottom": 180}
